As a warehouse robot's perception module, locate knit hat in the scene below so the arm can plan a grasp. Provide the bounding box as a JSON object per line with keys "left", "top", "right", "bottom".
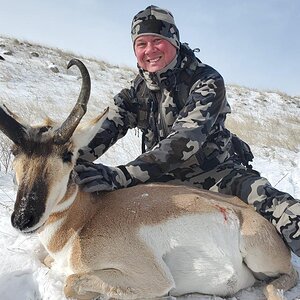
{"left": 131, "top": 5, "right": 180, "bottom": 49}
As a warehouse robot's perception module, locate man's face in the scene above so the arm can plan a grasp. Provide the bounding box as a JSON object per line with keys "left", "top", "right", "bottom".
{"left": 134, "top": 35, "right": 177, "bottom": 72}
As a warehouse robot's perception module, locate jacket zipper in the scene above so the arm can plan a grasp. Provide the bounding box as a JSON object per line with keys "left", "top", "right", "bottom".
{"left": 148, "top": 96, "right": 160, "bottom": 144}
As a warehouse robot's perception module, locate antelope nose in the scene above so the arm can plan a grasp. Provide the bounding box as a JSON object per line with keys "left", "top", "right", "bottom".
{"left": 11, "top": 210, "right": 37, "bottom": 231}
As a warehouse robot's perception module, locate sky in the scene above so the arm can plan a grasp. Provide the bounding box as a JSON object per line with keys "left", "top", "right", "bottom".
{"left": 0, "top": 0, "right": 300, "bottom": 96}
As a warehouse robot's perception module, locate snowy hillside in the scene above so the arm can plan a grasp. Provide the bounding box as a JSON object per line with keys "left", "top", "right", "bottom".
{"left": 0, "top": 35, "right": 299, "bottom": 300}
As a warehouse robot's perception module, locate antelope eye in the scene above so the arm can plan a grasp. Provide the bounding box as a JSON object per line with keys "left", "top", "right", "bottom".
{"left": 62, "top": 151, "right": 73, "bottom": 163}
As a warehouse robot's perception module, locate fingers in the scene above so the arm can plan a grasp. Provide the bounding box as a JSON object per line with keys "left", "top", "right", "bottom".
{"left": 82, "top": 180, "right": 112, "bottom": 192}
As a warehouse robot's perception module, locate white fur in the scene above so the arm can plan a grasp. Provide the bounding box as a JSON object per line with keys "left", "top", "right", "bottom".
{"left": 72, "top": 108, "right": 109, "bottom": 150}
{"left": 138, "top": 213, "right": 255, "bottom": 297}
{"left": 52, "top": 233, "right": 79, "bottom": 275}
{"left": 52, "top": 186, "right": 78, "bottom": 214}
{"left": 38, "top": 217, "right": 65, "bottom": 249}
{"left": 38, "top": 216, "right": 78, "bottom": 275}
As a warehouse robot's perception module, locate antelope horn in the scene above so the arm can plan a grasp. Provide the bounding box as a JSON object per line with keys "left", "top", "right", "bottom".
{"left": 0, "top": 103, "right": 27, "bottom": 145}
{"left": 54, "top": 59, "right": 91, "bottom": 144}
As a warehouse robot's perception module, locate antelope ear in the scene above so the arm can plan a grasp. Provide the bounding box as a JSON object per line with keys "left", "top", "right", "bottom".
{"left": 72, "top": 107, "right": 109, "bottom": 149}
{"left": 0, "top": 103, "right": 28, "bottom": 145}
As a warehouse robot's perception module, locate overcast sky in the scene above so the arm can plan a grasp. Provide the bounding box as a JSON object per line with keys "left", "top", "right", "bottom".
{"left": 0, "top": 0, "right": 300, "bottom": 96}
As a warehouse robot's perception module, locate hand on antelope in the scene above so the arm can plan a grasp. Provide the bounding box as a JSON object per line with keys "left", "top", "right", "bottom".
{"left": 74, "top": 159, "right": 133, "bottom": 192}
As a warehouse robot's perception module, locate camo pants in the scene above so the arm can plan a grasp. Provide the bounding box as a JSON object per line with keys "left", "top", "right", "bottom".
{"left": 154, "top": 159, "right": 300, "bottom": 256}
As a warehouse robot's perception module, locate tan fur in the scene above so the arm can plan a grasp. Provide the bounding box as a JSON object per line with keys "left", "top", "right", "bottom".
{"left": 36, "top": 182, "right": 297, "bottom": 300}
{"left": 56, "top": 183, "right": 78, "bottom": 207}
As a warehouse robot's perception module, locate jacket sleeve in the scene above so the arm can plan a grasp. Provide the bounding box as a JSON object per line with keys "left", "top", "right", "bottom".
{"left": 78, "top": 87, "right": 139, "bottom": 161}
{"left": 122, "top": 73, "right": 228, "bottom": 184}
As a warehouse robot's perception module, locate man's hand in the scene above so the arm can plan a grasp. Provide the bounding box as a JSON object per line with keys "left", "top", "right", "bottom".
{"left": 74, "top": 160, "right": 132, "bottom": 193}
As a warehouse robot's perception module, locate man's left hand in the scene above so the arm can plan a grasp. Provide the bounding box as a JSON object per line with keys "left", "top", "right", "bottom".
{"left": 74, "top": 160, "right": 132, "bottom": 193}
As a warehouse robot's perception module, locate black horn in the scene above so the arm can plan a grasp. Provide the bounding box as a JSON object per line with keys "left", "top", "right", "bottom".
{"left": 53, "top": 59, "right": 91, "bottom": 144}
{"left": 0, "top": 103, "right": 27, "bottom": 145}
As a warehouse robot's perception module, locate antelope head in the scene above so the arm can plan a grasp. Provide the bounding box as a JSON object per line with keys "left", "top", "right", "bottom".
{"left": 0, "top": 59, "right": 108, "bottom": 234}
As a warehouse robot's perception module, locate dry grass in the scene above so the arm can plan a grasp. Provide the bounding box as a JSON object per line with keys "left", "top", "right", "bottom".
{"left": 226, "top": 115, "right": 299, "bottom": 151}
{"left": 226, "top": 84, "right": 300, "bottom": 152}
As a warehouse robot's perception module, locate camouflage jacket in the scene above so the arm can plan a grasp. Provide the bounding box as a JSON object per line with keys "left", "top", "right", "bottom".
{"left": 79, "top": 44, "right": 235, "bottom": 185}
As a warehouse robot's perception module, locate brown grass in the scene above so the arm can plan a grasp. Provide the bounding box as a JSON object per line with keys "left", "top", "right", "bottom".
{"left": 226, "top": 115, "right": 299, "bottom": 151}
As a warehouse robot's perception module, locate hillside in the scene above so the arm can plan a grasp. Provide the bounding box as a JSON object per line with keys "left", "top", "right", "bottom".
{"left": 1, "top": 35, "right": 299, "bottom": 155}
{"left": 0, "top": 35, "right": 299, "bottom": 300}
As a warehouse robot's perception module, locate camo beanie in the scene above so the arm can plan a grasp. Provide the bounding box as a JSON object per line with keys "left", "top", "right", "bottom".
{"left": 131, "top": 5, "right": 180, "bottom": 49}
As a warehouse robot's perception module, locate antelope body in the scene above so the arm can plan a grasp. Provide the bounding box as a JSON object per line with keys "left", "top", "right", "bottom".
{"left": 0, "top": 59, "right": 297, "bottom": 300}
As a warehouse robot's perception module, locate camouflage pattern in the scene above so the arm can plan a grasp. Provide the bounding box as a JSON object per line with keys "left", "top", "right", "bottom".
{"left": 131, "top": 5, "right": 180, "bottom": 49}
{"left": 77, "top": 43, "right": 300, "bottom": 256}
{"left": 74, "top": 160, "right": 133, "bottom": 192}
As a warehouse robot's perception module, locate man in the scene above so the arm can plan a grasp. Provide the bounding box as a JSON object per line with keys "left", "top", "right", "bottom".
{"left": 75, "top": 5, "right": 300, "bottom": 256}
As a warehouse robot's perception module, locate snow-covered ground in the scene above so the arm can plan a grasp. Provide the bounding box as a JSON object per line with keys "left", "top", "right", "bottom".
{"left": 0, "top": 36, "right": 299, "bottom": 300}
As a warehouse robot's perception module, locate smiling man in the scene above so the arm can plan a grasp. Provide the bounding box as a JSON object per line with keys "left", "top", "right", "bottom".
{"left": 75, "top": 5, "right": 300, "bottom": 257}
{"left": 134, "top": 35, "right": 177, "bottom": 72}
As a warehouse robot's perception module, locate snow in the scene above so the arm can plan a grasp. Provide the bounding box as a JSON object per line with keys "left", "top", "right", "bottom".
{"left": 0, "top": 35, "right": 300, "bottom": 300}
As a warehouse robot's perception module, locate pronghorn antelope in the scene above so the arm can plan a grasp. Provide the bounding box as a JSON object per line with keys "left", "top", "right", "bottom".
{"left": 0, "top": 59, "right": 297, "bottom": 300}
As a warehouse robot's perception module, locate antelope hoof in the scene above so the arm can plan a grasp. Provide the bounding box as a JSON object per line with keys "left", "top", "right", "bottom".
{"left": 64, "top": 274, "right": 104, "bottom": 300}
{"left": 263, "top": 285, "right": 285, "bottom": 300}
{"left": 43, "top": 255, "right": 54, "bottom": 268}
